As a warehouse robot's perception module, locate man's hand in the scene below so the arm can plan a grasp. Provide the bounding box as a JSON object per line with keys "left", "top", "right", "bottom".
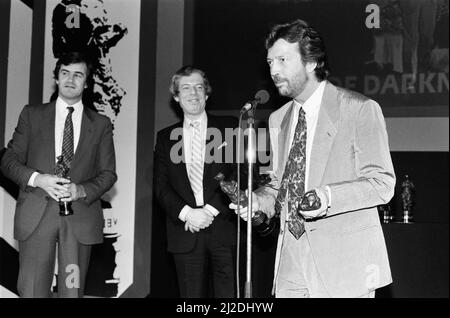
{"left": 299, "top": 187, "right": 329, "bottom": 219}
{"left": 60, "top": 183, "right": 86, "bottom": 202}
{"left": 229, "top": 190, "right": 261, "bottom": 221}
{"left": 34, "top": 174, "right": 70, "bottom": 201}
{"left": 184, "top": 222, "right": 200, "bottom": 233}
{"left": 185, "top": 208, "right": 215, "bottom": 230}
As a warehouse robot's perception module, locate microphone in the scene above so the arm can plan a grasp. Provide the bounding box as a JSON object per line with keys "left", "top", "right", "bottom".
{"left": 241, "top": 89, "right": 270, "bottom": 113}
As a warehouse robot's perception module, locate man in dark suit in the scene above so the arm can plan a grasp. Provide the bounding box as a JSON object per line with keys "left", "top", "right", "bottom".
{"left": 154, "top": 66, "right": 237, "bottom": 298}
{"left": 1, "top": 52, "right": 117, "bottom": 297}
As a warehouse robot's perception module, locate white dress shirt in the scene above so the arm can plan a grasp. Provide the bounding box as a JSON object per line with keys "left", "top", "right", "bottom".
{"left": 28, "top": 97, "right": 83, "bottom": 186}
{"left": 178, "top": 111, "right": 219, "bottom": 221}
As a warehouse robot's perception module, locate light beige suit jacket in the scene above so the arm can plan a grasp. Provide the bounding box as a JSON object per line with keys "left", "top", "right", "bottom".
{"left": 256, "top": 81, "right": 395, "bottom": 297}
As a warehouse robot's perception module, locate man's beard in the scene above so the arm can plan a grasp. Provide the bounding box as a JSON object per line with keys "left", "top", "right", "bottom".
{"left": 275, "top": 72, "right": 307, "bottom": 99}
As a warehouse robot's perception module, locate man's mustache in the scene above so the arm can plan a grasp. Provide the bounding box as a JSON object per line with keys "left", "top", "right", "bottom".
{"left": 272, "top": 76, "right": 287, "bottom": 84}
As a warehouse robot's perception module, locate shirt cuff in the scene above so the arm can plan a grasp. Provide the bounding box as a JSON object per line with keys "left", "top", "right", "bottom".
{"left": 77, "top": 185, "right": 87, "bottom": 198}
{"left": 324, "top": 185, "right": 332, "bottom": 208}
{"left": 179, "top": 205, "right": 191, "bottom": 222}
{"left": 28, "top": 172, "right": 39, "bottom": 187}
{"left": 204, "top": 204, "right": 220, "bottom": 217}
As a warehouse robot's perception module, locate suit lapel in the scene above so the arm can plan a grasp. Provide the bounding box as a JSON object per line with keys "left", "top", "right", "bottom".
{"left": 40, "top": 102, "right": 56, "bottom": 174}
{"left": 202, "top": 114, "right": 216, "bottom": 192}
{"left": 71, "top": 107, "right": 94, "bottom": 172}
{"left": 308, "top": 82, "right": 339, "bottom": 189}
{"left": 277, "top": 101, "right": 295, "bottom": 178}
{"left": 174, "top": 122, "right": 192, "bottom": 196}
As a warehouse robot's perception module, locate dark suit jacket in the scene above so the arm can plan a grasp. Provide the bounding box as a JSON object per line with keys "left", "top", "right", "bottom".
{"left": 154, "top": 114, "right": 237, "bottom": 253}
{"left": 1, "top": 102, "right": 117, "bottom": 244}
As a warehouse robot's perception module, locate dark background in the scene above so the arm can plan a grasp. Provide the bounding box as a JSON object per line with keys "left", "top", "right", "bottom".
{"left": 192, "top": 0, "right": 448, "bottom": 116}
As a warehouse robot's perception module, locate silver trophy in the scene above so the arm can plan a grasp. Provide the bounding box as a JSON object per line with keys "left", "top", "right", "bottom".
{"left": 55, "top": 155, "right": 73, "bottom": 216}
{"left": 377, "top": 204, "right": 393, "bottom": 223}
{"left": 215, "top": 172, "right": 277, "bottom": 236}
{"left": 299, "top": 190, "right": 322, "bottom": 211}
{"left": 401, "top": 174, "right": 415, "bottom": 223}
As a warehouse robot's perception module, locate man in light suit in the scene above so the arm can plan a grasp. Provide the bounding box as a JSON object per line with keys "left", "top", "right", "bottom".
{"left": 154, "top": 66, "right": 237, "bottom": 297}
{"left": 1, "top": 52, "right": 117, "bottom": 297}
{"left": 232, "top": 19, "right": 395, "bottom": 298}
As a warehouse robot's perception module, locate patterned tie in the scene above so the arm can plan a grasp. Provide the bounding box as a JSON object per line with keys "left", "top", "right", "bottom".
{"left": 61, "top": 106, "right": 75, "bottom": 168}
{"left": 189, "top": 121, "right": 204, "bottom": 195}
{"left": 275, "top": 104, "right": 307, "bottom": 239}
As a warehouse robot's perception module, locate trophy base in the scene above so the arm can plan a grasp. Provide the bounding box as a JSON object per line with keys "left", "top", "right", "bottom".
{"left": 59, "top": 201, "right": 74, "bottom": 216}
{"left": 402, "top": 210, "right": 413, "bottom": 224}
{"left": 382, "top": 212, "right": 393, "bottom": 223}
{"left": 252, "top": 212, "right": 279, "bottom": 237}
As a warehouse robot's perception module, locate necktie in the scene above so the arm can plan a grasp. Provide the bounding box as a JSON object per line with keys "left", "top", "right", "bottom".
{"left": 61, "top": 106, "right": 75, "bottom": 169}
{"left": 189, "top": 121, "right": 203, "bottom": 195}
{"left": 275, "top": 104, "right": 307, "bottom": 239}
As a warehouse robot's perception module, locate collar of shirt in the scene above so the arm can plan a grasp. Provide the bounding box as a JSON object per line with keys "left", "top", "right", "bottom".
{"left": 56, "top": 96, "right": 83, "bottom": 116}
{"left": 293, "top": 80, "right": 326, "bottom": 117}
{"left": 183, "top": 110, "right": 208, "bottom": 132}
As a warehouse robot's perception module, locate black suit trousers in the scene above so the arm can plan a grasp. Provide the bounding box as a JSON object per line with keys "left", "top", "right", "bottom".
{"left": 172, "top": 230, "right": 235, "bottom": 298}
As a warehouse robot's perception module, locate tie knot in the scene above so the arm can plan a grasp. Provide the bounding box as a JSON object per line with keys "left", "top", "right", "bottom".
{"left": 67, "top": 106, "right": 74, "bottom": 114}
{"left": 299, "top": 107, "right": 306, "bottom": 120}
{"left": 190, "top": 121, "right": 200, "bottom": 128}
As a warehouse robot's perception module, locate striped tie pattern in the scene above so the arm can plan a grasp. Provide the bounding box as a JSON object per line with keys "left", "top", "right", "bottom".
{"left": 275, "top": 105, "right": 307, "bottom": 239}
{"left": 61, "top": 106, "right": 75, "bottom": 168}
{"left": 189, "top": 121, "right": 204, "bottom": 194}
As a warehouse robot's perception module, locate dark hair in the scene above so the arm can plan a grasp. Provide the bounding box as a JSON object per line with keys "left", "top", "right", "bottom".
{"left": 265, "top": 19, "right": 330, "bottom": 81}
{"left": 53, "top": 51, "right": 94, "bottom": 86}
{"left": 169, "top": 65, "right": 212, "bottom": 97}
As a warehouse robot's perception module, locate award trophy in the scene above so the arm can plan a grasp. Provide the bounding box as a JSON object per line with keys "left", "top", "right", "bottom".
{"left": 377, "top": 204, "right": 393, "bottom": 223}
{"left": 55, "top": 155, "right": 73, "bottom": 216}
{"left": 401, "top": 174, "right": 415, "bottom": 223}
{"left": 299, "top": 190, "right": 322, "bottom": 211}
{"left": 215, "top": 172, "right": 277, "bottom": 237}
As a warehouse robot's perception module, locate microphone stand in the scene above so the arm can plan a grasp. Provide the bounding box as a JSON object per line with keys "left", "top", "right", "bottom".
{"left": 245, "top": 108, "right": 256, "bottom": 298}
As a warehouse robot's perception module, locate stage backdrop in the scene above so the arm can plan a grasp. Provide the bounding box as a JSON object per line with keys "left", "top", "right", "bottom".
{"left": 42, "top": 0, "right": 141, "bottom": 297}
{"left": 193, "top": 0, "right": 448, "bottom": 118}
